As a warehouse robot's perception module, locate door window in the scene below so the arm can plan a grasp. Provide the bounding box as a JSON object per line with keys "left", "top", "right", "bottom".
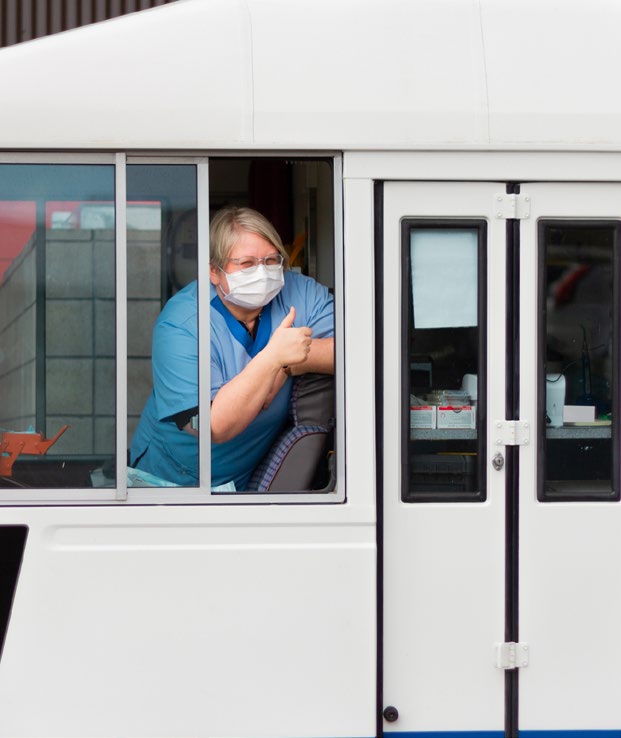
{"left": 403, "top": 221, "right": 487, "bottom": 502}
{"left": 539, "top": 221, "right": 619, "bottom": 501}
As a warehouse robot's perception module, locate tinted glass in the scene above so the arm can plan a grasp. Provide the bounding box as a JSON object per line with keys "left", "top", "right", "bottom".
{"left": 0, "top": 164, "right": 115, "bottom": 489}
{"left": 540, "top": 222, "right": 618, "bottom": 501}
{"left": 125, "top": 165, "right": 199, "bottom": 489}
{"left": 404, "top": 225, "right": 486, "bottom": 502}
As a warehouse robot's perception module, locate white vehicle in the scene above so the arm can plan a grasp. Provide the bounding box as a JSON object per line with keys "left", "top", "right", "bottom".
{"left": 0, "top": 1, "right": 620, "bottom": 736}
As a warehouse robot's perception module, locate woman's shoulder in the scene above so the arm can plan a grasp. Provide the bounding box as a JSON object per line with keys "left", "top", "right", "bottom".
{"left": 282, "top": 270, "right": 327, "bottom": 299}
{"left": 274, "top": 270, "right": 332, "bottom": 327}
{"left": 158, "top": 280, "right": 198, "bottom": 329}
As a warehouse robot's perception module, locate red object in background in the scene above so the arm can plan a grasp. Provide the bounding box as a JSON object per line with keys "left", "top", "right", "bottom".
{"left": 0, "top": 200, "right": 92, "bottom": 283}
{"left": 0, "top": 201, "right": 36, "bottom": 283}
{"left": 0, "top": 425, "right": 69, "bottom": 477}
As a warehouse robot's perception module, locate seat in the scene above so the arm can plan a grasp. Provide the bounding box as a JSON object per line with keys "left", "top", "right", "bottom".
{"left": 247, "top": 373, "right": 335, "bottom": 492}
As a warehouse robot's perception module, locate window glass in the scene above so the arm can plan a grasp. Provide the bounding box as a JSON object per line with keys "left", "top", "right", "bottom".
{"left": 125, "top": 165, "right": 198, "bottom": 489}
{"left": 540, "top": 222, "right": 618, "bottom": 501}
{"left": 404, "top": 224, "right": 486, "bottom": 502}
{"left": 0, "top": 164, "right": 115, "bottom": 489}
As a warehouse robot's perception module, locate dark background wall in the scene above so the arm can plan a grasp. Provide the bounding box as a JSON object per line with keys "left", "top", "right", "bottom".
{"left": 1, "top": 0, "right": 177, "bottom": 48}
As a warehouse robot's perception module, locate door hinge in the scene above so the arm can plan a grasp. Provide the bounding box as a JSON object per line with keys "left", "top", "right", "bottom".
{"left": 495, "top": 642, "right": 530, "bottom": 670}
{"left": 493, "top": 420, "right": 530, "bottom": 447}
{"left": 494, "top": 193, "right": 531, "bottom": 220}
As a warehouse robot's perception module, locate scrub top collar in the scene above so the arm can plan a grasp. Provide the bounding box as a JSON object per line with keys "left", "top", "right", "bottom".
{"left": 210, "top": 292, "right": 273, "bottom": 357}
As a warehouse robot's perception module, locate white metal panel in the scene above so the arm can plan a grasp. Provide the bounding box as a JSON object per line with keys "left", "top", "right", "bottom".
{"left": 0, "top": 505, "right": 376, "bottom": 737}
{"left": 250, "top": 0, "right": 488, "bottom": 148}
{"left": 1, "top": 0, "right": 621, "bottom": 150}
{"left": 518, "top": 183, "right": 621, "bottom": 730}
{"left": 481, "top": 0, "right": 621, "bottom": 145}
{"left": 0, "top": 1, "right": 252, "bottom": 149}
{"left": 382, "top": 182, "right": 506, "bottom": 732}
{"left": 342, "top": 178, "right": 377, "bottom": 508}
{"left": 344, "top": 150, "right": 621, "bottom": 183}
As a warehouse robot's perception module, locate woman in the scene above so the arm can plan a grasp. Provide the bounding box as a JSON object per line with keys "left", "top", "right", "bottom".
{"left": 130, "top": 206, "right": 334, "bottom": 490}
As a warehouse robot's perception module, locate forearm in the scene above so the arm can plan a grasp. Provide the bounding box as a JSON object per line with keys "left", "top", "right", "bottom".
{"left": 289, "top": 337, "right": 334, "bottom": 376}
{"left": 211, "top": 351, "right": 282, "bottom": 443}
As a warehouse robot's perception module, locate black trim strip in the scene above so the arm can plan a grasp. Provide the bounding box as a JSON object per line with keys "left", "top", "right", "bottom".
{"left": 504, "top": 182, "right": 520, "bottom": 738}
{"left": 374, "top": 181, "right": 385, "bottom": 738}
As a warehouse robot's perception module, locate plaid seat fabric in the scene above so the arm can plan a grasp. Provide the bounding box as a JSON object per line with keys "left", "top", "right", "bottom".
{"left": 247, "top": 375, "right": 334, "bottom": 492}
{"left": 247, "top": 424, "right": 329, "bottom": 492}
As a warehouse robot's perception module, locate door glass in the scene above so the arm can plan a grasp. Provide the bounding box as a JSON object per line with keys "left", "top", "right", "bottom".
{"left": 0, "top": 164, "right": 115, "bottom": 489}
{"left": 404, "top": 223, "right": 486, "bottom": 502}
{"left": 540, "top": 222, "right": 618, "bottom": 501}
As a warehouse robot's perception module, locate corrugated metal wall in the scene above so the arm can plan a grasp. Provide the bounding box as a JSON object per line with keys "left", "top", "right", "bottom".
{"left": 1, "top": 0, "right": 177, "bottom": 48}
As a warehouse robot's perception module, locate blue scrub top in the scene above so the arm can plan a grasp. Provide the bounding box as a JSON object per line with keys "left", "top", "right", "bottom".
{"left": 130, "top": 271, "right": 334, "bottom": 489}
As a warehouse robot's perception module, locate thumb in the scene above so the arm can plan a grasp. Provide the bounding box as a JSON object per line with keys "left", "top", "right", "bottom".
{"left": 278, "top": 306, "right": 296, "bottom": 329}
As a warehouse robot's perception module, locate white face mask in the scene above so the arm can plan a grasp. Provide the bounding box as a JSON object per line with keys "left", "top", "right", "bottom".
{"left": 220, "top": 264, "right": 284, "bottom": 310}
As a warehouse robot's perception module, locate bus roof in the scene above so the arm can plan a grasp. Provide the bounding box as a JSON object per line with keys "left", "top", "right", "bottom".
{"left": 1, "top": 0, "right": 620, "bottom": 151}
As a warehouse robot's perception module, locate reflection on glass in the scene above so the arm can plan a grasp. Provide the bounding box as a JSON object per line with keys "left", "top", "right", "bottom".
{"left": 126, "top": 166, "right": 199, "bottom": 488}
{"left": 0, "top": 164, "right": 115, "bottom": 489}
{"left": 405, "top": 226, "right": 485, "bottom": 502}
{"left": 541, "top": 223, "right": 618, "bottom": 500}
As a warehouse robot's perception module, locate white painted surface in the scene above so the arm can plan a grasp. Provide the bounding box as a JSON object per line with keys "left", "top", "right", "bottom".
{"left": 0, "top": 506, "right": 376, "bottom": 737}
{"left": 382, "top": 182, "right": 506, "bottom": 731}
{"left": 518, "top": 183, "right": 621, "bottom": 730}
{"left": 1, "top": 0, "right": 621, "bottom": 731}
{"left": 0, "top": 0, "right": 253, "bottom": 149}
{"left": 1, "top": 0, "right": 621, "bottom": 150}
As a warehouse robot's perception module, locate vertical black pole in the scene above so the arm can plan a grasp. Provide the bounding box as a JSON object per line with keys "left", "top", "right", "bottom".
{"left": 504, "top": 183, "right": 520, "bottom": 738}
{"left": 374, "top": 181, "right": 385, "bottom": 738}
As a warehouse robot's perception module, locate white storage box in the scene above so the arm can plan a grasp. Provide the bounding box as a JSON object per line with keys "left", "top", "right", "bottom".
{"left": 437, "top": 406, "right": 476, "bottom": 429}
{"left": 410, "top": 405, "right": 437, "bottom": 429}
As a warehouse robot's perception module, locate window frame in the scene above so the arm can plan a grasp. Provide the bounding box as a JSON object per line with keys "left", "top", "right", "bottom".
{"left": 0, "top": 153, "right": 120, "bottom": 503}
{"left": 400, "top": 217, "right": 488, "bottom": 504}
{"left": 0, "top": 153, "right": 345, "bottom": 506}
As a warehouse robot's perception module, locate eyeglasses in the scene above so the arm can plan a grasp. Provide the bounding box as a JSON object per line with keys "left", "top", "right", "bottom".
{"left": 225, "top": 254, "right": 284, "bottom": 269}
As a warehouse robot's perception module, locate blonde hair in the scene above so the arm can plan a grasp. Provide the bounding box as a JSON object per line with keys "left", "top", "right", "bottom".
{"left": 209, "top": 206, "right": 288, "bottom": 269}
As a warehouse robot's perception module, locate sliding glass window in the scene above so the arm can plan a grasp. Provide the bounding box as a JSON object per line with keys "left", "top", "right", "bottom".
{"left": 0, "top": 164, "right": 115, "bottom": 490}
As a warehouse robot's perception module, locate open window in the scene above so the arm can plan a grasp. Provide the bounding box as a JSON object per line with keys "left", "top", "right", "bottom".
{"left": 206, "top": 158, "right": 336, "bottom": 495}
{"left": 0, "top": 157, "right": 339, "bottom": 502}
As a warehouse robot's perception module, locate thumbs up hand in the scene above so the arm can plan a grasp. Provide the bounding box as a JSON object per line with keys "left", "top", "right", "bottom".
{"left": 266, "top": 307, "right": 312, "bottom": 368}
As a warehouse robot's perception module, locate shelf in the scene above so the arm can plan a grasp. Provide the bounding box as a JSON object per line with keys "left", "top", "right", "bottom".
{"left": 411, "top": 426, "right": 611, "bottom": 441}
{"left": 411, "top": 429, "right": 477, "bottom": 440}
{"left": 546, "top": 425, "right": 611, "bottom": 439}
